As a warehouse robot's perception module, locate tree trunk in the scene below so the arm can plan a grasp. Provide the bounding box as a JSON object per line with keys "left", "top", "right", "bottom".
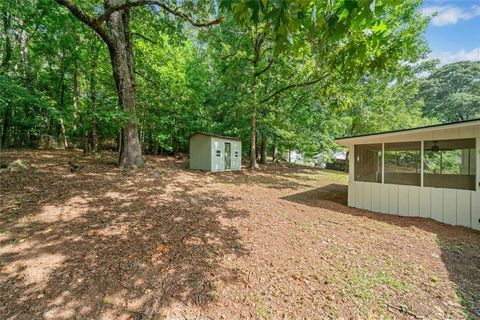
{"left": 72, "top": 57, "right": 79, "bottom": 135}
{"left": 1, "top": 12, "right": 12, "bottom": 148}
{"left": 83, "top": 130, "right": 92, "bottom": 154}
{"left": 90, "top": 44, "right": 99, "bottom": 153}
{"left": 59, "top": 119, "right": 69, "bottom": 149}
{"left": 106, "top": 1, "right": 143, "bottom": 168}
{"left": 18, "top": 30, "right": 32, "bottom": 83}
{"left": 249, "top": 33, "right": 263, "bottom": 170}
{"left": 1, "top": 11, "right": 12, "bottom": 71}
{"left": 1, "top": 107, "right": 11, "bottom": 148}
{"left": 272, "top": 140, "right": 279, "bottom": 163}
{"left": 249, "top": 72, "right": 259, "bottom": 169}
{"left": 260, "top": 131, "right": 267, "bottom": 164}
{"left": 250, "top": 110, "right": 258, "bottom": 169}
{"left": 59, "top": 49, "right": 69, "bottom": 149}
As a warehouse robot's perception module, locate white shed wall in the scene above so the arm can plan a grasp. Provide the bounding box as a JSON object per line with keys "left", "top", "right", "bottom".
{"left": 346, "top": 124, "right": 480, "bottom": 231}
{"left": 211, "top": 137, "right": 242, "bottom": 172}
{"left": 189, "top": 135, "right": 212, "bottom": 171}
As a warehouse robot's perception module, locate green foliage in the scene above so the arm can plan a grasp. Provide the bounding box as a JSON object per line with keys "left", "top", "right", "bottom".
{"left": 419, "top": 61, "right": 480, "bottom": 122}
{"left": 0, "top": 0, "right": 462, "bottom": 163}
{"left": 0, "top": 76, "right": 53, "bottom": 142}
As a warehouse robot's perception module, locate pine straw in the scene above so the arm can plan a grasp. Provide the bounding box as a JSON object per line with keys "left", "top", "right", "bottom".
{"left": 0, "top": 149, "right": 479, "bottom": 319}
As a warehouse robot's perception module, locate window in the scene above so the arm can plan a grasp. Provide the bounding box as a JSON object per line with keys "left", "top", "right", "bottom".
{"left": 384, "top": 142, "right": 421, "bottom": 186}
{"left": 234, "top": 151, "right": 239, "bottom": 158}
{"left": 354, "top": 144, "right": 382, "bottom": 183}
{"left": 215, "top": 149, "right": 221, "bottom": 157}
{"left": 424, "top": 139, "right": 476, "bottom": 190}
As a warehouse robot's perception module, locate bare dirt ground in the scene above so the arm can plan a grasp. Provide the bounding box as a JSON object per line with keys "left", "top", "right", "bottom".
{"left": 0, "top": 149, "right": 479, "bottom": 320}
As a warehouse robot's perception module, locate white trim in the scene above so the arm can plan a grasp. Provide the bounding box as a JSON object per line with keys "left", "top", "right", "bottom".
{"left": 421, "top": 140, "right": 424, "bottom": 187}
{"left": 477, "top": 137, "right": 480, "bottom": 192}
{"left": 336, "top": 120, "right": 480, "bottom": 146}
{"left": 381, "top": 143, "right": 385, "bottom": 184}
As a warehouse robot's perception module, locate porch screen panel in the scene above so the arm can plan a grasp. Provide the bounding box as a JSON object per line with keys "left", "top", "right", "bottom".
{"left": 354, "top": 144, "right": 382, "bottom": 183}
{"left": 384, "top": 142, "right": 421, "bottom": 186}
{"left": 424, "top": 138, "right": 476, "bottom": 190}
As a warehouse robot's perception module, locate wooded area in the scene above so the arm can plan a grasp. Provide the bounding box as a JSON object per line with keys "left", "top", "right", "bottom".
{"left": 0, "top": 0, "right": 479, "bottom": 168}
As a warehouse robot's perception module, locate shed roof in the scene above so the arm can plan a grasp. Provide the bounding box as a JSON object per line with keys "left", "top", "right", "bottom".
{"left": 336, "top": 118, "right": 480, "bottom": 145}
{"left": 190, "top": 132, "right": 242, "bottom": 142}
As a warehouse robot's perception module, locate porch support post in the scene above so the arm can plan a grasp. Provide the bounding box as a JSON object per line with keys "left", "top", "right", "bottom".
{"left": 476, "top": 137, "right": 479, "bottom": 192}
{"left": 421, "top": 140, "right": 424, "bottom": 188}
{"left": 349, "top": 145, "right": 355, "bottom": 181}
{"left": 381, "top": 143, "right": 384, "bottom": 184}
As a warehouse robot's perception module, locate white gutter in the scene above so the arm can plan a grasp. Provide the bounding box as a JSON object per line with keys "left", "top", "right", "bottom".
{"left": 336, "top": 120, "right": 480, "bottom": 146}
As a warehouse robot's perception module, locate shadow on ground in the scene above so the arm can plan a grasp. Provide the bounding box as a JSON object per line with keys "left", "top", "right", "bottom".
{"left": 281, "top": 184, "right": 480, "bottom": 318}
{"left": 0, "top": 150, "right": 248, "bottom": 318}
{"left": 206, "top": 163, "right": 343, "bottom": 191}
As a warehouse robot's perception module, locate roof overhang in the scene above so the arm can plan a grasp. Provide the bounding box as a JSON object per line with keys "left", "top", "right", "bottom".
{"left": 336, "top": 119, "right": 480, "bottom": 146}
{"left": 190, "top": 132, "right": 242, "bottom": 142}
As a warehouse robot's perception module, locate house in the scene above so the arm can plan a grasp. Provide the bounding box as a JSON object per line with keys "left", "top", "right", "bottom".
{"left": 286, "top": 150, "right": 305, "bottom": 165}
{"left": 336, "top": 119, "right": 480, "bottom": 231}
{"left": 189, "top": 133, "right": 242, "bottom": 172}
{"left": 313, "top": 151, "right": 347, "bottom": 170}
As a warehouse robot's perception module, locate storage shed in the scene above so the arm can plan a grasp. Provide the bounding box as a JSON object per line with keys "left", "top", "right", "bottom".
{"left": 336, "top": 119, "right": 480, "bottom": 231}
{"left": 189, "top": 133, "right": 242, "bottom": 172}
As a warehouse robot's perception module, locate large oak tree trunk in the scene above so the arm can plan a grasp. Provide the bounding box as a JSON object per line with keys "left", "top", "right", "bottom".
{"left": 260, "top": 131, "right": 267, "bottom": 164}
{"left": 59, "top": 48, "right": 69, "bottom": 149}
{"left": 72, "top": 56, "right": 79, "bottom": 137}
{"left": 90, "top": 43, "right": 99, "bottom": 153}
{"left": 249, "top": 65, "right": 259, "bottom": 169}
{"left": 272, "top": 139, "right": 279, "bottom": 163}
{"left": 250, "top": 111, "right": 258, "bottom": 169}
{"left": 1, "top": 107, "right": 11, "bottom": 148}
{"left": 1, "top": 12, "right": 12, "bottom": 148}
{"left": 106, "top": 1, "right": 143, "bottom": 168}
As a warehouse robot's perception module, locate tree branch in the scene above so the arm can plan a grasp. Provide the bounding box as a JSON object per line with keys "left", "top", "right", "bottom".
{"left": 261, "top": 73, "right": 330, "bottom": 104}
{"left": 131, "top": 32, "right": 157, "bottom": 44}
{"left": 220, "top": 34, "right": 246, "bottom": 60}
{"left": 134, "top": 70, "right": 159, "bottom": 88}
{"left": 55, "top": 0, "right": 114, "bottom": 47}
{"left": 254, "top": 59, "right": 274, "bottom": 77}
{"left": 96, "top": 0, "right": 223, "bottom": 27}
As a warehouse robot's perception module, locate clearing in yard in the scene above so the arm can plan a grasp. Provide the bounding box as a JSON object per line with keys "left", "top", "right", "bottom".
{"left": 0, "top": 150, "right": 479, "bottom": 319}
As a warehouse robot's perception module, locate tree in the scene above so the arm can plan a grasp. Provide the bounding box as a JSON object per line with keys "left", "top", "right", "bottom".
{"left": 419, "top": 61, "right": 480, "bottom": 122}
{"left": 0, "top": 0, "right": 432, "bottom": 168}
{"left": 54, "top": 0, "right": 221, "bottom": 168}
{"left": 217, "top": 0, "right": 428, "bottom": 168}
{"left": 341, "top": 74, "right": 431, "bottom": 137}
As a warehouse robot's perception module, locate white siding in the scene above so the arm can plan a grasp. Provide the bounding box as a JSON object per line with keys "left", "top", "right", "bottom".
{"left": 456, "top": 190, "right": 471, "bottom": 227}
{"left": 355, "top": 182, "right": 364, "bottom": 209}
{"left": 398, "top": 186, "right": 409, "bottom": 216}
{"left": 431, "top": 189, "right": 444, "bottom": 222}
{"left": 348, "top": 180, "right": 355, "bottom": 207}
{"left": 363, "top": 183, "right": 372, "bottom": 211}
{"left": 190, "top": 134, "right": 242, "bottom": 172}
{"left": 443, "top": 189, "right": 457, "bottom": 225}
{"left": 388, "top": 185, "right": 399, "bottom": 215}
{"left": 350, "top": 181, "right": 478, "bottom": 229}
{"left": 380, "top": 186, "right": 389, "bottom": 213}
{"left": 419, "top": 188, "right": 431, "bottom": 218}
{"left": 211, "top": 139, "right": 225, "bottom": 172}
{"left": 371, "top": 183, "right": 381, "bottom": 212}
{"left": 230, "top": 140, "right": 242, "bottom": 170}
{"left": 211, "top": 137, "right": 242, "bottom": 172}
{"left": 408, "top": 186, "right": 420, "bottom": 217}
{"left": 343, "top": 123, "right": 479, "bottom": 230}
{"left": 189, "top": 135, "right": 212, "bottom": 171}
{"left": 472, "top": 191, "right": 480, "bottom": 231}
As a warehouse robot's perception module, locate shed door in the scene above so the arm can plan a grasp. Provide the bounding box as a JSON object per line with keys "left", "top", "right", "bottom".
{"left": 225, "top": 142, "right": 231, "bottom": 170}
